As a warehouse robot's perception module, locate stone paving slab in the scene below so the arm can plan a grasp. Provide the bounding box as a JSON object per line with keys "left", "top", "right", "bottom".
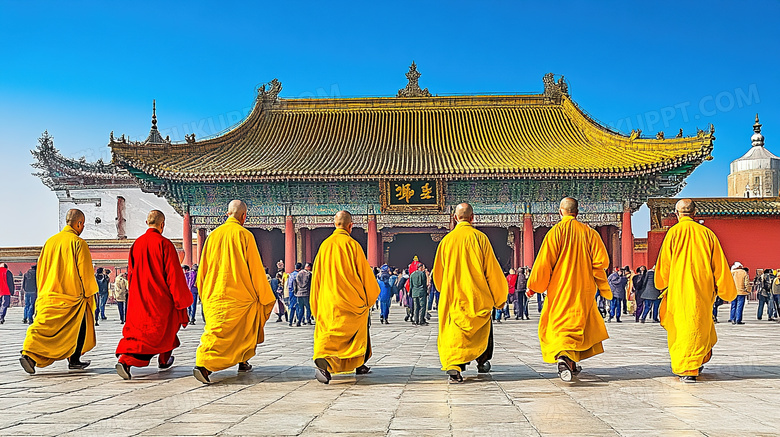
{"left": 1, "top": 302, "right": 780, "bottom": 436}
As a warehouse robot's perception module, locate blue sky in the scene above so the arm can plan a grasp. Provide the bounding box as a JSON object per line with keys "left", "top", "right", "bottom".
{"left": 1, "top": 1, "right": 778, "bottom": 246}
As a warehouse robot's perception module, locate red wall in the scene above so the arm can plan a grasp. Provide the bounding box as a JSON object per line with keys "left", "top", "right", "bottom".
{"left": 645, "top": 216, "right": 780, "bottom": 273}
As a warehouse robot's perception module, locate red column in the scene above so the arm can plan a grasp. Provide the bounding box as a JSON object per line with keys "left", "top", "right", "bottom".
{"left": 183, "top": 212, "right": 193, "bottom": 267}
{"left": 621, "top": 208, "right": 634, "bottom": 270}
{"left": 285, "top": 216, "right": 295, "bottom": 273}
{"left": 367, "top": 215, "right": 378, "bottom": 267}
{"left": 522, "top": 214, "right": 534, "bottom": 268}
{"left": 304, "top": 228, "right": 313, "bottom": 263}
{"left": 196, "top": 228, "right": 206, "bottom": 264}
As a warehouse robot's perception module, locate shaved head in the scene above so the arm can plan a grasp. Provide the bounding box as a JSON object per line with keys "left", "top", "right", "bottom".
{"left": 228, "top": 200, "right": 248, "bottom": 216}
{"left": 147, "top": 210, "right": 165, "bottom": 226}
{"left": 454, "top": 203, "right": 474, "bottom": 223}
{"left": 65, "top": 209, "right": 85, "bottom": 226}
{"left": 560, "top": 197, "right": 579, "bottom": 216}
{"left": 65, "top": 209, "right": 86, "bottom": 235}
{"left": 334, "top": 210, "right": 353, "bottom": 229}
{"left": 227, "top": 200, "right": 248, "bottom": 225}
{"left": 675, "top": 199, "right": 696, "bottom": 216}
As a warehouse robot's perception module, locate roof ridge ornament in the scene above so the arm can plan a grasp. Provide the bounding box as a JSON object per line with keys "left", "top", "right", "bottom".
{"left": 259, "top": 79, "right": 282, "bottom": 103}
{"left": 543, "top": 73, "right": 569, "bottom": 103}
{"left": 397, "top": 62, "right": 432, "bottom": 98}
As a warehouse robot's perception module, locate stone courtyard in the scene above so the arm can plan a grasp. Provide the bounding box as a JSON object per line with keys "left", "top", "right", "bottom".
{"left": 1, "top": 303, "right": 778, "bottom": 437}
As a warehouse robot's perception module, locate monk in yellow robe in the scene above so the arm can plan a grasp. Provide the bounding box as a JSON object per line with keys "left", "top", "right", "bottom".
{"left": 432, "top": 203, "right": 506, "bottom": 383}
{"left": 311, "top": 211, "right": 380, "bottom": 384}
{"left": 527, "top": 197, "right": 612, "bottom": 382}
{"left": 193, "top": 200, "right": 276, "bottom": 384}
{"left": 20, "top": 209, "right": 98, "bottom": 374}
{"left": 655, "top": 199, "right": 737, "bottom": 382}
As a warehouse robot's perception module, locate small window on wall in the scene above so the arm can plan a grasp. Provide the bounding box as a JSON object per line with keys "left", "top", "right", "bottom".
{"left": 755, "top": 176, "right": 761, "bottom": 186}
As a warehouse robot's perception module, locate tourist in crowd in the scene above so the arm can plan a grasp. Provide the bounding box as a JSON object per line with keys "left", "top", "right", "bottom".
{"left": 94, "top": 268, "right": 111, "bottom": 324}
{"left": 185, "top": 264, "right": 200, "bottom": 324}
{"left": 378, "top": 269, "right": 392, "bottom": 324}
{"left": 505, "top": 269, "right": 518, "bottom": 320}
{"left": 757, "top": 268, "right": 775, "bottom": 321}
{"left": 773, "top": 272, "right": 780, "bottom": 322}
{"left": 729, "top": 262, "right": 749, "bottom": 324}
{"left": 193, "top": 200, "right": 276, "bottom": 384}
{"left": 622, "top": 266, "right": 631, "bottom": 315}
{"left": 514, "top": 267, "right": 529, "bottom": 320}
{"left": 410, "top": 263, "right": 428, "bottom": 326}
{"left": 631, "top": 266, "right": 647, "bottom": 322}
{"left": 428, "top": 275, "right": 440, "bottom": 312}
{"left": 399, "top": 270, "right": 414, "bottom": 322}
{"left": 113, "top": 272, "right": 128, "bottom": 324}
{"left": 115, "top": 210, "right": 193, "bottom": 380}
{"left": 771, "top": 269, "right": 780, "bottom": 319}
{"left": 20, "top": 209, "right": 96, "bottom": 374}
{"left": 271, "top": 272, "right": 288, "bottom": 323}
{"left": 638, "top": 266, "right": 661, "bottom": 323}
{"left": 528, "top": 197, "right": 612, "bottom": 382}
{"left": 654, "top": 199, "right": 736, "bottom": 383}
{"left": 21, "top": 264, "right": 37, "bottom": 324}
{"left": 389, "top": 269, "right": 399, "bottom": 303}
{"left": 0, "top": 263, "right": 13, "bottom": 324}
{"left": 311, "top": 211, "right": 380, "bottom": 384}
{"left": 294, "top": 262, "right": 313, "bottom": 326}
{"left": 433, "top": 203, "right": 505, "bottom": 383}
{"left": 607, "top": 268, "right": 627, "bottom": 322}
{"left": 287, "top": 263, "right": 302, "bottom": 327}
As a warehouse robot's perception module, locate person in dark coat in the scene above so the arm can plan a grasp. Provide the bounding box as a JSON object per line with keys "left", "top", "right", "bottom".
{"left": 22, "top": 265, "right": 38, "bottom": 324}
{"left": 639, "top": 267, "right": 662, "bottom": 323}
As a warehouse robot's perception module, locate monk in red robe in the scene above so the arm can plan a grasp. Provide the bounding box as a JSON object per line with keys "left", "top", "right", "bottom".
{"left": 115, "top": 210, "right": 193, "bottom": 380}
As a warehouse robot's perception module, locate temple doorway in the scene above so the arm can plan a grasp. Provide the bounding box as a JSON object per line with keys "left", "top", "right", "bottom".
{"left": 251, "top": 228, "right": 285, "bottom": 269}
{"left": 384, "top": 233, "right": 440, "bottom": 271}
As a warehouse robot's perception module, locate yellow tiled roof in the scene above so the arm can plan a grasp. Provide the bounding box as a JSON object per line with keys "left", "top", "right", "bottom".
{"left": 111, "top": 94, "right": 714, "bottom": 182}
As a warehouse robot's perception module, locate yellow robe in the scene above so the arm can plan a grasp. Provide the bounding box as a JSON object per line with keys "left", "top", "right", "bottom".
{"left": 311, "top": 228, "right": 380, "bottom": 373}
{"left": 432, "top": 222, "right": 507, "bottom": 372}
{"left": 22, "top": 226, "right": 98, "bottom": 367}
{"left": 196, "top": 217, "right": 276, "bottom": 371}
{"left": 655, "top": 216, "right": 737, "bottom": 376}
{"left": 527, "top": 216, "right": 612, "bottom": 363}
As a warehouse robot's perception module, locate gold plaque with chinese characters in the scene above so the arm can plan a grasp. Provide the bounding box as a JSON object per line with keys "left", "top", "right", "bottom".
{"left": 380, "top": 180, "right": 444, "bottom": 212}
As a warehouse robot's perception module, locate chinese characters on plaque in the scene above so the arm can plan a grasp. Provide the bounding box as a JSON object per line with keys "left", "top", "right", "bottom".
{"left": 382, "top": 180, "right": 443, "bottom": 212}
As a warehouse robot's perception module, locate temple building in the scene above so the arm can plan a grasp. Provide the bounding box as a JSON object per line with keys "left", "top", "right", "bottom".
{"left": 648, "top": 116, "right": 780, "bottom": 271}
{"left": 727, "top": 114, "right": 780, "bottom": 197}
{"left": 109, "top": 64, "right": 715, "bottom": 272}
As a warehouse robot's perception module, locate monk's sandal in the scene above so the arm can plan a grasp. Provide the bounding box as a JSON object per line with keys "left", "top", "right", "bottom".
{"left": 557, "top": 358, "right": 573, "bottom": 382}
{"left": 447, "top": 370, "right": 464, "bottom": 384}
{"left": 314, "top": 358, "right": 331, "bottom": 384}
{"left": 238, "top": 361, "right": 253, "bottom": 373}
{"left": 116, "top": 362, "right": 132, "bottom": 380}
{"left": 19, "top": 355, "right": 36, "bottom": 375}
{"left": 477, "top": 361, "right": 492, "bottom": 374}
{"left": 193, "top": 366, "right": 212, "bottom": 384}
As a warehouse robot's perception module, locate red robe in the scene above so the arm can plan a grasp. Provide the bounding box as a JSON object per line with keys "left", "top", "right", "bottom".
{"left": 116, "top": 228, "right": 192, "bottom": 358}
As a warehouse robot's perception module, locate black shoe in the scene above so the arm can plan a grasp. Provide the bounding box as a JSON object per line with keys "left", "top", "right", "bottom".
{"left": 314, "top": 358, "right": 331, "bottom": 384}
{"left": 355, "top": 365, "right": 371, "bottom": 375}
{"left": 420, "top": 321, "right": 430, "bottom": 326}
{"left": 607, "top": 317, "right": 612, "bottom": 322}
{"left": 615, "top": 319, "right": 622, "bottom": 323}
{"left": 495, "top": 319, "right": 502, "bottom": 323}
{"left": 679, "top": 375, "right": 697, "bottom": 383}
{"left": 94, "top": 321, "right": 99, "bottom": 326}
{"left": 101, "top": 317, "right": 107, "bottom": 321}
{"left": 736, "top": 321, "right": 745, "bottom": 325}
{"left": 67, "top": 358, "right": 91, "bottom": 371}
{"left": 22, "top": 318, "right": 27, "bottom": 324}
{"left": 714, "top": 318, "right": 719, "bottom": 324}
{"left": 158, "top": 356, "right": 175, "bottom": 371}
{"left": 404, "top": 316, "right": 409, "bottom": 322}
{"left": 477, "top": 361, "right": 491, "bottom": 374}
{"left": 19, "top": 355, "right": 36, "bottom": 375}
{"left": 275, "top": 318, "right": 283, "bottom": 322}
{"left": 380, "top": 318, "right": 385, "bottom": 324}
{"left": 116, "top": 362, "right": 132, "bottom": 380}
{"left": 296, "top": 322, "right": 301, "bottom": 327}
{"left": 190, "top": 320, "right": 196, "bottom": 325}
{"left": 193, "top": 366, "right": 212, "bottom": 384}
{"left": 447, "top": 369, "right": 464, "bottom": 384}
{"left": 640, "top": 319, "right": 646, "bottom": 324}
{"left": 238, "top": 361, "right": 253, "bottom": 373}
{"left": 384, "top": 319, "right": 389, "bottom": 325}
